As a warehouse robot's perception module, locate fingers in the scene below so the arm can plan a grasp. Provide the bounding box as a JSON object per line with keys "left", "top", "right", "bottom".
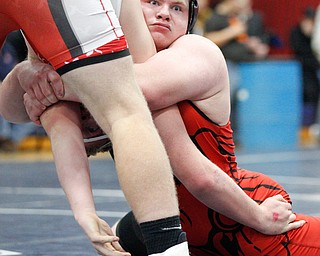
{"left": 288, "top": 213, "right": 297, "bottom": 223}
{"left": 47, "top": 71, "right": 64, "bottom": 99}
{"left": 23, "top": 93, "right": 46, "bottom": 125}
{"left": 91, "top": 234, "right": 131, "bottom": 256}
{"left": 25, "top": 67, "right": 63, "bottom": 107}
{"left": 272, "top": 194, "right": 287, "bottom": 203}
{"left": 112, "top": 241, "right": 128, "bottom": 253}
{"left": 93, "top": 236, "right": 131, "bottom": 256}
{"left": 92, "top": 235, "right": 119, "bottom": 244}
{"left": 272, "top": 194, "right": 293, "bottom": 212}
{"left": 33, "top": 78, "right": 59, "bottom": 106}
{"left": 96, "top": 248, "right": 131, "bottom": 256}
{"left": 95, "top": 245, "right": 131, "bottom": 256}
{"left": 285, "top": 219, "right": 306, "bottom": 232}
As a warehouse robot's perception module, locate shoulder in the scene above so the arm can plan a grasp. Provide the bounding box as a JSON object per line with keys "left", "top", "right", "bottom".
{"left": 170, "top": 34, "right": 229, "bottom": 99}
{"left": 171, "top": 34, "right": 221, "bottom": 54}
{"left": 170, "top": 34, "right": 226, "bottom": 67}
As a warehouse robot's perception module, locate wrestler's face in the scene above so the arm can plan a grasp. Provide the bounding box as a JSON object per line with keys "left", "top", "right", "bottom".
{"left": 140, "top": 0, "right": 189, "bottom": 51}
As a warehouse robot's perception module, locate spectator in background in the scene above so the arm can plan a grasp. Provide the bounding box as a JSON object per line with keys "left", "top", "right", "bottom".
{"left": 0, "top": 30, "right": 41, "bottom": 152}
{"left": 291, "top": 6, "right": 320, "bottom": 148}
{"left": 192, "top": 0, "right": 215, "bottom": 35}
{"left": 204, "top": 0, "right": 270, "bottom": 140}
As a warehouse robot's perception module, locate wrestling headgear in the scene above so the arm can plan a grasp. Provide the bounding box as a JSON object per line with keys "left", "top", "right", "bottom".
{"left": 187, "top": 0, "right": 199, "bottom": 33}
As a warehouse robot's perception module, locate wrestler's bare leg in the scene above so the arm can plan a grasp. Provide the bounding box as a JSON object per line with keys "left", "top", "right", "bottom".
{"left": 62, "top": 55, "right": 179, "bottom": 223}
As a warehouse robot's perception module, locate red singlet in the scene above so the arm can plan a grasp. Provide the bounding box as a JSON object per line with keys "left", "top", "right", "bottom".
{"left": 0, "top": 0, "right": 128, "bottom": 74}
{"left": 177, "top": 100, "right": 320, "bottom": 256}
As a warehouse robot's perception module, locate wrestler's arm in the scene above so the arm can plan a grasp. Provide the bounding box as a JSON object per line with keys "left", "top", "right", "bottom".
{"left": 152, "top": 105, "right": 305, "bottom": 235}
{"left": 0, "top": 60, "right": 30, "bottom": 123}
{"left": 20, "top": 35, "right": 199, "bottom": 120}
{"left": 0, "top": 41, "right": 64, "bottom": 123}
{"left": 0, "top": 36, "right": 99, "bottom": 236}
{"left": 134, "top": 35, "right": 223, "bottom": 111}
{"left": 39, "top": 102, "right": 127, "bottom": 255}
{"left": 119, "top": 0, "right": 156, "bottom": 63}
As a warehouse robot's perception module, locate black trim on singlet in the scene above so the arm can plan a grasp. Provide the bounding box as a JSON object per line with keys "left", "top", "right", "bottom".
{"left": 56, "top": 49, "right": 130, "bottom": 75}
{"left": 47, "top": 0, "right": 83, "bottom": 58}
{"left": 185, "top": 100, "right": 221, "bottom": 126}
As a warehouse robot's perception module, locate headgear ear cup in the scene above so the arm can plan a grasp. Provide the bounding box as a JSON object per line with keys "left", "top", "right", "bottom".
{"left": 187, "top": 0, "right": 199, "bottom": 33}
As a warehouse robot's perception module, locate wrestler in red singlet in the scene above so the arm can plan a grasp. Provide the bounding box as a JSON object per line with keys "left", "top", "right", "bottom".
{"left": 115, "top": 100, "right": 320, "bottom": 255}
{"left": 0, "top": 0, "right": 128, "bottom": 75}
{"left": 177, "top": 100, "right": 320, "bottom": 256}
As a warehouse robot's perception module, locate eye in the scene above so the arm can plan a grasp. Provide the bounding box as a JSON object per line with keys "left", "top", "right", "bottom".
{"left": 150, "top": 0, "right": 159, "bottom": 6}
{"left": 172, "top": 5, "right": 182, "bottom": 12}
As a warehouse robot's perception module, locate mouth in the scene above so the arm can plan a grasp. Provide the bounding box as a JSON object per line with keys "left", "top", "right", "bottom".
{"left": 151, "top": 22, "right": 171, "bottom": 31}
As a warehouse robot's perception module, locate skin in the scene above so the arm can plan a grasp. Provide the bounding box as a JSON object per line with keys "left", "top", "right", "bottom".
{"left": 0, "top": 0, "right": 305, "bottom": 253}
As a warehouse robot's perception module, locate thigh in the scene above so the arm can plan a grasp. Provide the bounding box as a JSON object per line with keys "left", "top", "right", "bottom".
{"left": 61, "top": 55, "right": 151, "bottom": 134}
{"left": 236, "top": 168, "right": 291, "bottom": 203}
{"left": 241, "top": 214, "right": 320, "bottom": 256}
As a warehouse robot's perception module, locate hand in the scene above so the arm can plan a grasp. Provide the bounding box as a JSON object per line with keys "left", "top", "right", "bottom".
{"left": 77, "top": 213, "right": 131, "bottom": 256}
{"left": 256, "top": 194, "right": 305, "bottom": 235}
{"left": 23, "top": 93, "right": 45, "bottom": 125}
{"left": 18, "top": 60, "right": 64, "bottom": 107}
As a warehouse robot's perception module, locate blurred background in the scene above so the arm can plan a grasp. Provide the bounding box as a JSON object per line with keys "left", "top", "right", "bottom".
{"left": 194, "top": 0, "right": 320, "bottom": 151}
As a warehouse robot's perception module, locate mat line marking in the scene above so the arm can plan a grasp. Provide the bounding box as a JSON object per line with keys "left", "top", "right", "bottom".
{"left": 237, "top": 149, "right": 320, "bottom": 164}
{"left": 0, "top": 187, "right": 124, "bottom": 197}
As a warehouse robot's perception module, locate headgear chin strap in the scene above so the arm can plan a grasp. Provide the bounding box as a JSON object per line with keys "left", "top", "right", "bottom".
{"left": 187, "top": 0, "right": 199, "bottom": 33}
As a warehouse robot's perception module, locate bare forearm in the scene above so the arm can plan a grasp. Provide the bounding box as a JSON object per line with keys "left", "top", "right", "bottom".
{"left": 168, "top": 138, "right": 264, "bottom": 230}
{"left": 120, "top": 0, "right": 156, "bottom": 63}
{"left": 153, "top": 107, "right": 264, "bottom": 232}
{"left": 187, "top": 162, "right": 264, "bottom": 230}
{"left": 41, "top": 103, "right": 96, "bottom": 220}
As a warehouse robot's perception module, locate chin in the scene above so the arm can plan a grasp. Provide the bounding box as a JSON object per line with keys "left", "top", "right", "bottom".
{"left": 153, "top": 38, "right": 173, "bottom": 51}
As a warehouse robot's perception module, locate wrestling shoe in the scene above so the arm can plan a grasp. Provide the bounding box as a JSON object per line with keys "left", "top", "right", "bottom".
{"left": 149, "top": 232, "right": 190, "bottom": 256}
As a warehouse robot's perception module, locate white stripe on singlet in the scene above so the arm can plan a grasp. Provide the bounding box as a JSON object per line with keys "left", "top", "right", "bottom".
{"left": 58, "top": 0, "right": 123, "bottom": 55}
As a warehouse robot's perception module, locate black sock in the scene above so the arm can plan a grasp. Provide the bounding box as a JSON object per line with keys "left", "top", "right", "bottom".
{"left": 139, "top": 215, "right": 186, "bottom": 255}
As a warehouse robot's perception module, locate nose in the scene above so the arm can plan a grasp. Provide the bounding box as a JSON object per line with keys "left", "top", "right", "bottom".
{"left": 156, "top": 5, "right": 170, "bottom": 21}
